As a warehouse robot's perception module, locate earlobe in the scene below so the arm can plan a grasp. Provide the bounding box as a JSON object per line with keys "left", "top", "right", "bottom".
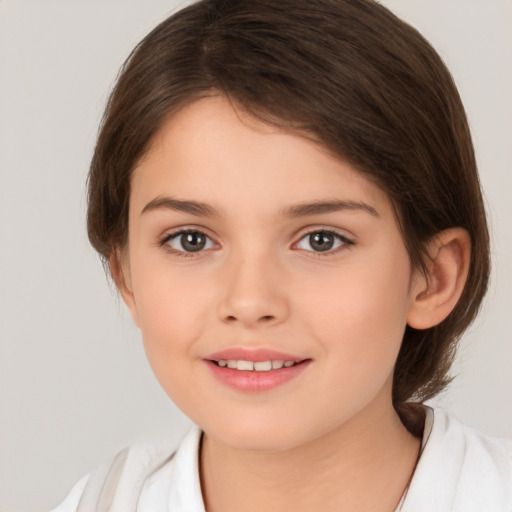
{"left": 407, "top": 228, "right": 471, "bottom": 330}
{"left": 109, "top": 248, "right": 140, "bottom": 327}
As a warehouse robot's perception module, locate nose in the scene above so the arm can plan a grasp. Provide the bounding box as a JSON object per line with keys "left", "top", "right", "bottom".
{"left": 217, "top": 251, "right": 289, "bottom": 328}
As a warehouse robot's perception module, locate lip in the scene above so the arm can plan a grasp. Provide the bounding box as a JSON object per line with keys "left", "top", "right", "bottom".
{"left": 204, "top": 347, "right": 311, "bottom": 393}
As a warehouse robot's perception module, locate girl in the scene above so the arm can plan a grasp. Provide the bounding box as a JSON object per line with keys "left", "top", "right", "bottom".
{"left": 52, "top": 0, "right": 511, "bottom": 510}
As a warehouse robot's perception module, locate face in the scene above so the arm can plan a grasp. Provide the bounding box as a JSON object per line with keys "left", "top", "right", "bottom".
{"left": 120, "top": 95, "right": 420, "bottom": 452}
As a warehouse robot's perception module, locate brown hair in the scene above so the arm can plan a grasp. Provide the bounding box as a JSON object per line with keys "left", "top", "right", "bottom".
{"left": 87, "top": 0, "right": 490, "bottom": 407}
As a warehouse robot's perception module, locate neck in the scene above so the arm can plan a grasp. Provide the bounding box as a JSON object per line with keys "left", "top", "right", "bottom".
{"left": 200, "top": 398, "right": 422, "bottom": 512}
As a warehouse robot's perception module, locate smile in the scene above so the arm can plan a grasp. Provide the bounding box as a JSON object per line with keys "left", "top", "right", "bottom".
{"left": 205, "top": 354, "right": 311, "bottom": 392}
{"left": 215, "top": 360, "right": 297, "bottom": 371}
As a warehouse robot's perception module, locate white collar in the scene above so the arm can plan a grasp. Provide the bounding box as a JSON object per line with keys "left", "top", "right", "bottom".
{"left": 400, "top": 407, "right": 512, "bottom": 511}
{"left": 167, "top": 426, "right": 205, "bottom": 511}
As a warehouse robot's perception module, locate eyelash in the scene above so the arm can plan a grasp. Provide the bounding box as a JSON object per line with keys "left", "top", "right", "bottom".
{"left": 294, "top": 229, "right": 354, "bottom": 256}
{"left": 159, "top": 228, "right": 354, "bottom": 258}
{"left": 159, "top": 229, "right": 216, "bottom": 258}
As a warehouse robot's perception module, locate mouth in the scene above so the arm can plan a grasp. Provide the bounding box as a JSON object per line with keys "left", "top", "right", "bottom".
{"left": 209, "top": 359, "right": 302, "bottom": 371}
{"left": 204, "top": 350, "right": 311, "bottom": 392}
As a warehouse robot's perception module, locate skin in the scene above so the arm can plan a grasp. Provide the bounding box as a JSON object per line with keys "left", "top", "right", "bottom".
{"left": 114, "top": 95, "right": 470, "bottom": 511}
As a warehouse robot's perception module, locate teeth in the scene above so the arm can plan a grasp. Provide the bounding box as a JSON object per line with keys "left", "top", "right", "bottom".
{"left": 237, "top": 360, "right": 254, "bottom": 371}
{"left": 254, "top": 361, "right": 272, "bottom": 371}
{"left": 217, "top": 359, "right": 297, "bottom": 371}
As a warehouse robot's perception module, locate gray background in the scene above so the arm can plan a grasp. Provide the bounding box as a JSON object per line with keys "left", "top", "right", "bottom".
{"left": 0, "top": 1, "right": 510, "bottom": 510}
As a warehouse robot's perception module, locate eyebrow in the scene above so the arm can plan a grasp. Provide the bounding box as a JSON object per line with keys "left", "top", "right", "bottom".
{"left": 282, "top": 200, "right": 380, "bottom": 218}
{"left": 141, "top": 197, "right": 220, "bottom": 217}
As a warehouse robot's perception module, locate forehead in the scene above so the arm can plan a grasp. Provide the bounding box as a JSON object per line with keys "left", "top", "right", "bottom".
{"left": 130, "top": 96, "right": 393, "bottom": 219}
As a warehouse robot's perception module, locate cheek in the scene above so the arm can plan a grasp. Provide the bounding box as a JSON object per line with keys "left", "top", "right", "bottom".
{"left": 297, "top": 249, "right": 412, "bottom": 372}
{"left": 134, "top": 262, "right": 211, "bottom": 329}
{"left": 131, "top": 266, "right": 215, "bottom": 378}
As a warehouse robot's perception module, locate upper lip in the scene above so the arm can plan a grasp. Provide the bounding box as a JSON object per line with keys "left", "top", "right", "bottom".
{"left": 205, "top": 347, "right": 306, "bottom": 363}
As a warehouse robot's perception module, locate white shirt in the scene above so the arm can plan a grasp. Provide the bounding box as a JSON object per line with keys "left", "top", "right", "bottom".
{"left": 51, "top": 407, "right": 512, "bottom": 511}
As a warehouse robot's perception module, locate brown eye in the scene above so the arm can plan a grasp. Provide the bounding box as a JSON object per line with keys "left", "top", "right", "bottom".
{"left": 309, "top": 232, "right": 335, "bottom": 251}
{"left": 180, "top": 232, "right": 206, "bottom": 252}
{"left": 165, "top": 230, "right": 214, "bottom": 253}
{"left": 296, "top": 230, "right": 351, "bottom": 253}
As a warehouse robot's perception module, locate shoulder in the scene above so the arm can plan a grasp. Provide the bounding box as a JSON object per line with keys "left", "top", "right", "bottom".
{"left": 403, "top": 407, "right": 512, "bottom": 512}
{"left": 50, "top": 426, "right": 203, "bottom": 512}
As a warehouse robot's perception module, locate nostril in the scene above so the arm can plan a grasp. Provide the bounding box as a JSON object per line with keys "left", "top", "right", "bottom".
{"left": 220, "top": 310, "right": 281, "bottom": 326}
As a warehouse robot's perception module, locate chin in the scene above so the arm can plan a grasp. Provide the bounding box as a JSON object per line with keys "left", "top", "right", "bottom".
{"left": 202, "top": 415, "right": 314, "bottom": 453}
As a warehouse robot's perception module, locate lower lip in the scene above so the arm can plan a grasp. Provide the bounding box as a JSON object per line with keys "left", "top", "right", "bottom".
{"left": 204, "top": 360, "right": 311, "bottom": 392}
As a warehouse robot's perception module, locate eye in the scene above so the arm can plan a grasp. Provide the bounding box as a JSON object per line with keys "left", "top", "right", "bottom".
{"left": 162, "top": 230, "right": 216, "bottom": 253}
{"left": 295, "top": 230, "right": 352, "bottom": 253}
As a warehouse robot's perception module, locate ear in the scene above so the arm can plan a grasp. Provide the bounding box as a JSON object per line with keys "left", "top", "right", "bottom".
{"left": 109, "top": 248, "right": 140, "bottom": 327}
{"left": 407, "top": 228, "right": 471, "bottom": 330}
